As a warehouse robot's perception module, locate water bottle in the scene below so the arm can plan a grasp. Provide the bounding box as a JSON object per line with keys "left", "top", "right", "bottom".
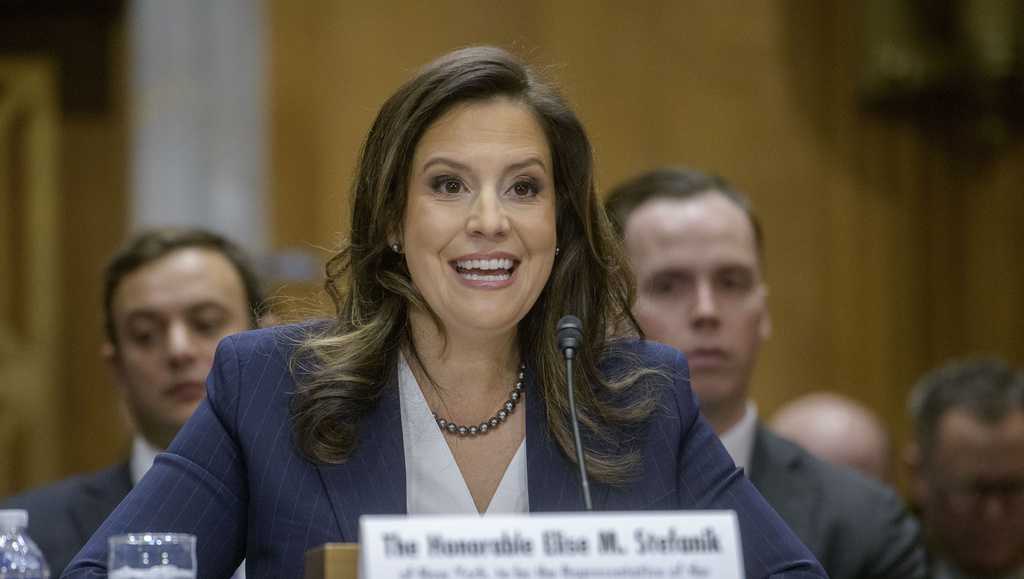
{"left": 0, "top": 510, "right": 49, "bottom": 579}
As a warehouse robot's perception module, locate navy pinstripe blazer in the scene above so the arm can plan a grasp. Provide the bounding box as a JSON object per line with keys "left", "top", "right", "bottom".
{"left": 64, "top": 325, "right": 825, "bottom": 578}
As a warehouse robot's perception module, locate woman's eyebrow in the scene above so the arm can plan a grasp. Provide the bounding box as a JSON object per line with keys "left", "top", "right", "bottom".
{"left": 505, "top": 157, "right": 547, "bottom": 173}
{"left": 420, "top": 157, "right": 470, "bottom": 174}
{"left": 420, "top": 156, "right": 548, "bottom": 176}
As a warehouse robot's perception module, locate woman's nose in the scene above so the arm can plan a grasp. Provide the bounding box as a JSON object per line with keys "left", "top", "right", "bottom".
{"left": 467, "top": 188, "right": 509, "bottom": 239}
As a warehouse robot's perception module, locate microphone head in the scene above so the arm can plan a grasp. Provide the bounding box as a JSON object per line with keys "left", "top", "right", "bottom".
{"left": 557, "top": 315, "right": 583, "bottom": 354}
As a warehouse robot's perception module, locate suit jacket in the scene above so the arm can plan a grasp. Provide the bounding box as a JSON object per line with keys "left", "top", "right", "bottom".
{"left": 65, "top": 325, "right": 827, "bottom": 578}
{"left": 1, "top": 462, "right": 132, "bottom": 576}
{"left": 750, "top": 424, "right": 927, "bottom": 579}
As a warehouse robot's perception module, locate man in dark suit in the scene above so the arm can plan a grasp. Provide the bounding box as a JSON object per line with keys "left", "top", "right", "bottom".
{"left": 906, "top": 359, "right": 1024, "bottom": 579}
{"left": 1, "top": 228, "right": 264, "bottom": 576}
{"left": 605, "top": 167, "right": 927, "bottom": 579}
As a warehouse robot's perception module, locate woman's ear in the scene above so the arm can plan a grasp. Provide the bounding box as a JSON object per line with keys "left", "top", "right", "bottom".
{"left": 386, "top": 226, "right": 402, "bottom": 251}
{"left": 387, "top": 238, "right": 403, "bottom": 254}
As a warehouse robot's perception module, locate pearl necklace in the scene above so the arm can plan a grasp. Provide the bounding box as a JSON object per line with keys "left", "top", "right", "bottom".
{"left": 432, "top": 365, "right": 526, "bottom": 437}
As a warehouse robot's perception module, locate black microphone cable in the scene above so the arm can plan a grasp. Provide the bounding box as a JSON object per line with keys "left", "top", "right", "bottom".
{"left": 556, "top": 315, "right": 593, "bottom": 511}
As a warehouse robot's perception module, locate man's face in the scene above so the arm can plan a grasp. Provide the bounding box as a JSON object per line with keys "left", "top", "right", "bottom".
{"left": 623, "top": 192, "right": 770, "bottom": 427}
{"left": 105, "top": 247, "right": 252, "bottom": 448}
{"left": 916, "top": 409, "right": 1024, "bottom": 576}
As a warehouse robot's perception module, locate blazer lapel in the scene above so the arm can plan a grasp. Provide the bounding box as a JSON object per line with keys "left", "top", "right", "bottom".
{"left": 316, "top": 379, "right": 407, "bottom": 541}
{"left": 526, "top": 367, "right": 609, "bottom": 512}
{"left": 748, "top": 424, "right": 816, "bottom": 543}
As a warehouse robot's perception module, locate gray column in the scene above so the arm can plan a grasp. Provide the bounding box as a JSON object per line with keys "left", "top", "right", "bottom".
{"left": 129, "top": 0, "right": 267, "bottom": 252}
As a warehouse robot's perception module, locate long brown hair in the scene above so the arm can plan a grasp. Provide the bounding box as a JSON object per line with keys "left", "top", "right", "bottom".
{"left": 291, "top": 46, "right": 660, "bottom": 483}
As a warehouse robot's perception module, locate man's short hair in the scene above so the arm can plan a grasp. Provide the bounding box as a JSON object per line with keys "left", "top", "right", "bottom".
{"left": 908, "top": 358, "right": 1024, "bottom": 459}
{"left": 103, "top": 227, "right": 266, "bottom": 346}
{"left": 604, "top": 167, "right": 764, "bottom": 259}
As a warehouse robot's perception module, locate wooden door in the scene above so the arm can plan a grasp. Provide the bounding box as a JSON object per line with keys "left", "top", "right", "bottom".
{"left": 0, "top": 58, "right": 61, "bottom": 496}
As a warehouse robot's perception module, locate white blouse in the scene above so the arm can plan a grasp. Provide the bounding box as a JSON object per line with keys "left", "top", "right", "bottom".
{"left": 398, "top": 356, "right": 529, "bottom": 515}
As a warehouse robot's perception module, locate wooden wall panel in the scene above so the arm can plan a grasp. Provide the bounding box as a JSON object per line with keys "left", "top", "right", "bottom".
{"left": 269, "top": 1, "right": 1023, "bottom": 491}
{"left": 963, "top": 149, "right": 1024, "bottom": 359}
{"left": 62, "top": 109, "right": 130, "bottom": 473}
{"left": 0, "top": 22, "right": 129, "bottom": 496}
{"left": 0, "top": 59, "right": 62, "bottom": 495}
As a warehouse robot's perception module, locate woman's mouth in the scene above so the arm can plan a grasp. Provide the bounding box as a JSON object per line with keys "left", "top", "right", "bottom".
{"left": 451, "top": 257, "right": 518, "bottom": 284}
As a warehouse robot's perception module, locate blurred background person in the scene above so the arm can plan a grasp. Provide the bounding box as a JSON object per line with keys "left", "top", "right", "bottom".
{"left": 906, "top": 359, "right": 1024, "bottom": 579}
{"left": 606, "top": 167, "right": 925, "bottom": 579}
{"left": 771, "top": 391, "right": 892, "bottom": 483}
{"left": 1, "top": 228, "right": 264, "bottom": 576}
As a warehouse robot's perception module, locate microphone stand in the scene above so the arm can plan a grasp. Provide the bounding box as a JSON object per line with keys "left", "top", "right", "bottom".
{"left": 558, "top": 315, "right": 593, "bottom": 511}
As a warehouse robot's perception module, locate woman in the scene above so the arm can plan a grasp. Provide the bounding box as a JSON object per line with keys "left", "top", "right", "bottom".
{"left": 65, "top": 46, "right": 824, "bottom": 578}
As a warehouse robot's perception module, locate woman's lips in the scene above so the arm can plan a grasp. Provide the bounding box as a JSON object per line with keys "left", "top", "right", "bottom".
{"left": 449, "top": 256, "right": 519, "bottom": 289}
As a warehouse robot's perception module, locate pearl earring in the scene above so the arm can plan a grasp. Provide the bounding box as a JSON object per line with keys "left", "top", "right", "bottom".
{"left": 391, "top": 243, "right": 401, "bottom": 253}
{"left": 555, "top": 246, "right": 560, "bottom": 256}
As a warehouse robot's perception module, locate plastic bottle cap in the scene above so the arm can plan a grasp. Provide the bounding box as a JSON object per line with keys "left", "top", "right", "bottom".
{"left": 0, "top": 509, "right": 28, "bottom": 529}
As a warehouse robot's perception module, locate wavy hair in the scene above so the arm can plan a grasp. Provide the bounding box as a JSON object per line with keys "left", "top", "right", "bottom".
{"left": 291, "top": 46, "right": 659, "bottom": 483}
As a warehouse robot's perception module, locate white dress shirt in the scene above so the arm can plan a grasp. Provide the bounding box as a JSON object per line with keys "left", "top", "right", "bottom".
{"left": 398, "top": 355, "right": 529, "bottom": 515}
{"left": 718, "top": 401, "right": 758, "bottom": 473}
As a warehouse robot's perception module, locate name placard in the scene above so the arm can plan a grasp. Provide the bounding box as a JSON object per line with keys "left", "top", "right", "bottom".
{"left": 360, "top": 511, "right": 744, "bottom": 579}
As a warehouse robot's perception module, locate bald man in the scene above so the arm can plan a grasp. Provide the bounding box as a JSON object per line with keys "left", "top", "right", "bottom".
{"left": 770, "top": 392, "right": 892, "bottom": 483}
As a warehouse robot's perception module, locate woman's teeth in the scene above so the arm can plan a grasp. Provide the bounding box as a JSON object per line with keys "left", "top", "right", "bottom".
{"left": 455, "top": 258, "right": 514, "bottom": 270}
{"left": 454, "top": 258, "right": 516, "bottom": 281}
{"left": 463, "top": 272, "right": 510, "bottom": 281}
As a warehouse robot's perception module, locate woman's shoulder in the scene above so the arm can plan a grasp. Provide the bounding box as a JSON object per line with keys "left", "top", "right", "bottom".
{"left": 601, "top": 337, "right": 688, "bottom": 374}
{"left": 599, "top": 338, "right": 695, "bottom": 413}
{"left": 206, "top": 321, "right": 334, "bottom": 410}
{"left": 218, "top": 320, "right": 332, "bottom": 366}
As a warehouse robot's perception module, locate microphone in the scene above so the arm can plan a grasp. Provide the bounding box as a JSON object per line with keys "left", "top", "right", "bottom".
{"left": 556, "top": 315, "right": 593, "bottom": 511}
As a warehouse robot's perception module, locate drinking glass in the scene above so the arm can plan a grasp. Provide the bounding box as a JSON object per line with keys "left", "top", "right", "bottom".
{"left": 108, "top": 533, "right": 197, "bottom": 579}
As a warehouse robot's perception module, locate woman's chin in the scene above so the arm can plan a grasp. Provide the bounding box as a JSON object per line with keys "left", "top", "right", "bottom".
{"left": 445, "top": 313, "right": 523, "bottom": 339}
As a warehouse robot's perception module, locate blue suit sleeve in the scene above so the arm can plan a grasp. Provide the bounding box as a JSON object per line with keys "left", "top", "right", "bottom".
{"left": 667, "top": 350, "right": 829, "bottom": 578}
{"left": 63, "top": 336, "right": 249, "bottom": 579}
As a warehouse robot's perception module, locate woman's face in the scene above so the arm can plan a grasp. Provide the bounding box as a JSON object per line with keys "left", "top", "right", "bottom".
{"left": 401, "top": 96, "right": 557, "bottom": 342}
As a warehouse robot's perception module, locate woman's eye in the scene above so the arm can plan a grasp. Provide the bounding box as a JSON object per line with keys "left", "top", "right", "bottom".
{"left": 431, "top": 176, "right": 464, "bottom": 195}
{"left": 510, "top": 179, "right": 539, "bottom": 198}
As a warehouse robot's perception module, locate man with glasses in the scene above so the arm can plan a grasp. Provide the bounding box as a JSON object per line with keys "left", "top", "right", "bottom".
{"left": 907, "top": 359, "right": 1024, "bottom": 579}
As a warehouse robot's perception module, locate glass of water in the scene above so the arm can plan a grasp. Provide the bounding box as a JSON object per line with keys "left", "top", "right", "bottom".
{"left": 108, "top": 533, "right": 196, "bottom": 579}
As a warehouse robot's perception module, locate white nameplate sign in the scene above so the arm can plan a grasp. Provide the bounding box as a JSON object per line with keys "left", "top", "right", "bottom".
{"left": 360, "top": 511, "right": 744, "bottom": 579}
